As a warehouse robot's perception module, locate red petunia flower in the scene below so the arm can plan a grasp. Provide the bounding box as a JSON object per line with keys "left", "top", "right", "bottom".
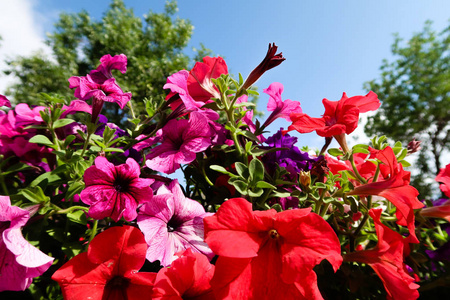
{"left": 436, "top": 162, "right": 450, "bottom": 197}
{"left": 52, "top": 225, "right": 156, "bottom": 300}
{"left": 347, "top": 147, "right": 424, "bottom": 243}
{"left": 286, "top": 91, "right": 380, "bottom": 137}
{"left": 285, "top": 91, "right": 379, "bottom": 153}
{"left": 187, "top": 56, "right": 228, "bottom": 102}
{"left": 152, "top": 248, "right": 215, "bottom": 300}
{"left": 420, "top": 199, "right": 450, "bottom": 222}
{"left": 203, "top": 198, "right": 342, "bottom": 299}
{"left": 344, "top": 209, "right": 419, "bottom": 300}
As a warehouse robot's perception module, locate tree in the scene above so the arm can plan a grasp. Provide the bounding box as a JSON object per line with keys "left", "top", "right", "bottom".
{"left": 364, "top": 21, "right": 450, "bottom": 198}
{"left": 3, "top": 0, "right": 202, "bottom": 126}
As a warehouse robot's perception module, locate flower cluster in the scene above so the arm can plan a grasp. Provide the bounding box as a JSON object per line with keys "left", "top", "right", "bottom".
{"left": 1, "top": 47, "right": 449, "bottom": 299}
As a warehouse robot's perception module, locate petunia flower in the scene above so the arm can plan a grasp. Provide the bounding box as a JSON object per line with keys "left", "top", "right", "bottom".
{"left": 285, "top": 91, "right": 380, "bottom": 153}
{"left": 137, "top": 179, "right": 213, "bottom": 267}
{"left": 164, "top": 70, "right": 205, "bottom": 111}
{"left": 347, "top": 147, "right": 424, "bottom": 243}
{"left": 89, "top": 53, "right": 128, "bottom": 84}
{"left": 152, "top": 248, "right": 215, "bottom": 300}
{"left": 52, "top": 225, "right": 156, "bottom": 300}
{"left": 145, "top": 111, "right": 212, "bottom": 174}
{"left": 203, "top": 197, "right": 342, "bottom": 299}
{"left": 262, "top": 82, "right": 302, "bottom": 128}
{"left": 68, "top": 54, "right": 131, "bottom": 123}
{"left": 69, "top": 76, "right": 131, "bottom": 122}
{"left": 263, "top": 129, "right": 321, "bottom": 180}
{"left": 420, "top": 199, "right": 450, "bottom": 222}
{"left": 0, "top": 94, "right": 11, "bottom": 107}
{"left": 344, "top": 209, "right": 419, "bottom": 300}
{"left": 187, "top": 56, "right": 228, "bottom": 102}
{"left": 80, "top": 156, "right": 153, "bottom": 222}
{"left": 242, "top": 43, "right": 285, "bottom": 90}
{"left": 0, "top": 196, "right": 54, "bottom": 291}
{"left": 436, "top": 162, "right": 450, "bottom": 197}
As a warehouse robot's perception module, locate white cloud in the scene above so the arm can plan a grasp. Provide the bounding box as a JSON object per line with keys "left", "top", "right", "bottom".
{"left": 0, "top": 0, "right": 52, "bottom": 95}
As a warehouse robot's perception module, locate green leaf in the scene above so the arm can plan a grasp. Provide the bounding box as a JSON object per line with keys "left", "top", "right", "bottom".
{"left": 210, "top": 165, "right": 236, "bottom": 177}
{"left": 235, "top": 129, "right": 258, "bottom": 142}
{"left": 53, "top": 118, "right": 75, "bottom": 129}
{"left": 29, "top": 135, "right": 53, "bottom": 146}
{"left": 234, "top": 162, "right": 249, "bottom": 179}
{"left": 1, "top": 162, "right": 33, "bottom": 175}
{"left": 248, "top": 188, "right": 264, "bottom": 197}
{"left": 249, "top": 158, "right": 264, "bottom": 183}
{"left": 328, "top": 148, "right": 344, "bottom": 157}
{"left": 256, "top": 181, "right": 276, "bottom": 189}
{"left": 67, "top": 210, "right": 87, "bottom": 225}
{"left": 230, "top": 179, "right": 248, "bottom": 195}
{"left": 104, "top": 147, "right": 125, "bottom": 153}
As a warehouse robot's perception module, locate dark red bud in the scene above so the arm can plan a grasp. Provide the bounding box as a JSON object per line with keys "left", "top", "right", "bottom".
{"left": 242, "top": 43, "right": 286, "bottom": 90}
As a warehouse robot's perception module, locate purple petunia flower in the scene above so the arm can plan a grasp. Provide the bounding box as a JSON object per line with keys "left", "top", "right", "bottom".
{"left": 80, "top": 157, "right": 153, "bottom": 222}
{"left": 0, "top": 196, "right": 54, "bottom": 291}
{"left": 145, "top": 111, "right": 212, "bottom": 174}
{"left": 137, "top": 179, "right": 214, "bottom": 267}
{"left": 264, "top": 129, "right": 321, "bottom": 179}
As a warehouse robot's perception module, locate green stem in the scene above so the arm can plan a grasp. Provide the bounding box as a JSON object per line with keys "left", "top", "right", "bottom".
{"left": 88, "top": 220, "right": 99, "bottom": 244}
{"left": 350, "top": 153, "right": 367, "bottom": 184}
{"left": 0, "top": 175, "right": 9, "bottom": 195}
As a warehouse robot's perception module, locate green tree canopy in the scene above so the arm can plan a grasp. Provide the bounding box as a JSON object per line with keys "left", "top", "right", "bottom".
{"left": 3, "top": 0, "right": 206, "bottom": 125}
{"left": 364, "top": 21, "right": 450, "bottom": 198}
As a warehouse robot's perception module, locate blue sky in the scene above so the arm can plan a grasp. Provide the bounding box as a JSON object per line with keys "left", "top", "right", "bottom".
{"left": 1, "top": 0, "right": 449, "bottom": 150}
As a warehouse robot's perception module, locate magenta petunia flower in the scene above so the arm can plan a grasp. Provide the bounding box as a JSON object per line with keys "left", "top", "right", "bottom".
{"left": 0, "top": 196, "right": 54, "bottom": 291}
{"left": 262, "top": 82, "right": 302, "bottom": 128}
{"left": 0, "top": 94, "right": 11, "bottom": 107}
{"left": 89, "top": 53, "right": 128, "bottom": 84}
{"left": 164, "top": 70, "right": 205, "bottom": 111}
{"left": 80, "top": 157, "right": 154, "bottom": 222}
{"left": 68, "top": 54, "right": 131, "bottom": 122}
{"left": 137, "top": 179, "right": 214, "bottom": 267}
{"left": 145, "top": 111, "right": 212, "bottom": 174}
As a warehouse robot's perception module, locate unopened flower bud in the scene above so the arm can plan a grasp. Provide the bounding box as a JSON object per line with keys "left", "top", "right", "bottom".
{"left": 242, "top": 43, "right": 285, "bottom": 90}
{"left": 299, "top": 171, "right": 311, "bottom": 188}
{"left": 407, "top": 138, "right": 421, "bottom": 155}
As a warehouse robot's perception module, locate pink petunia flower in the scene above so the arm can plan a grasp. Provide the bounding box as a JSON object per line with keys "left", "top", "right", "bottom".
{"left": 68, "top": 54, "right": 131, "bottom": 123}
{"left": 89, "top": 53, "right": 128, "bottom": 84}
{"left": 145, "top": 111, "right": 212, "bottom": 174}
{"left": 0, "top": 94, "right": 11, "bottom": 107}
{"left": 80, "top": 157, "right": 154, "bottom": 222}
{"left": 0, "top": 196, "right": 54, "bottom": 291}
{"left": 262, "top": 82, "right": 302, "bottom": 128}
{"left": 68, "top": 76, "right": 131, "bottom": 122}
{"left": 164, "top": 70, "right": 205, "bottom": 111}
{"left": 137, "top": 179, "right": 214, "bottom": 267}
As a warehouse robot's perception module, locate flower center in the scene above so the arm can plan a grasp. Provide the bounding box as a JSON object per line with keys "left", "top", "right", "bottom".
{"left": 167, "top": 217, "right": 183, "bottom": 232}
{"left": 105, "top": 275, "right": 130, "bottom": 290}
{"left": 268, "top": 229, "right": 279, "bottom": 240}
{"left": 113, "top": 177, "right": 131, "bottom": 192}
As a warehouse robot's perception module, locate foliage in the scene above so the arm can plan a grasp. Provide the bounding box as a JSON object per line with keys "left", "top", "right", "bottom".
{"left": 364, "top": 21, "right": 450, "bottom": 198}
{"left": 3, "top": 0, "right": 198, "bottom": 126}
{"left": 1, "top": 45, "right": 450, "bottom": 298}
